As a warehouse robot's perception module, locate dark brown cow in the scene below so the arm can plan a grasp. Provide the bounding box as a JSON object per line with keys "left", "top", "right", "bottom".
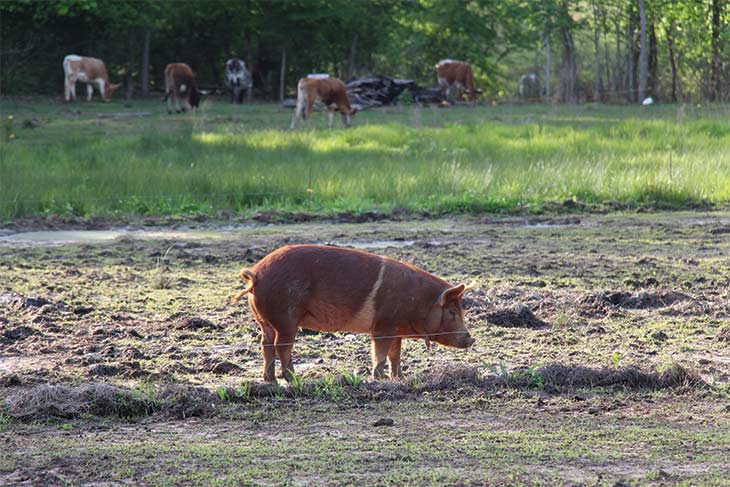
{"left": 230, "top": 244, "right": 475, "bottom": 382}
{"left": 436, "top": 59, "right": 478, "bottom": 102}
{"left": 63, "top": 55, "right": 120, "bottom": 102}
{"left": 164, "top": 63, "right": 200, "bottom": 113}
{"left": 290, "top": 76, "right": 356, "bottom": 129}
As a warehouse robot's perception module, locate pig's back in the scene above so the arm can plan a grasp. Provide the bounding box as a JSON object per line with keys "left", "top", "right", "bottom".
{"left": 251, "top": 245, "right": 386, "bottom": 332}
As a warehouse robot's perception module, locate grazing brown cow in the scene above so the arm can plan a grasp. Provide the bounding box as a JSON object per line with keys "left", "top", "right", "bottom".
{"left": 290, "top": 76, "right": 356, "bottom": 129}
{"left": 436, "top": 59, "right": 478, "bottom": 102}
{"left": 163, "top": 63, "right": 200, "bottom": 113}
{"left": 230, "top": 244, "right": 476, "bottom": 382}
{"left": 63, "top": 55, "right": 120, "bottom": 102}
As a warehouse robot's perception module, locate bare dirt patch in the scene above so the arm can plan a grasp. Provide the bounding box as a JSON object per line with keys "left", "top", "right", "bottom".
{"left": 1, "top": 213, "right": 729, "bottom": 485}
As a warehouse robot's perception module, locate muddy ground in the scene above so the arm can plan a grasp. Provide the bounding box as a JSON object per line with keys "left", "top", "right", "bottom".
{"left": 1, "top": 212, "right": 729, "bottom": 485}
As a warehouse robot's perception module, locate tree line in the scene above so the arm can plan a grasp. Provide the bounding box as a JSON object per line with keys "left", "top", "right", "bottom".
{"left": 1, "top": 0, "right": 727, "bottom": 103}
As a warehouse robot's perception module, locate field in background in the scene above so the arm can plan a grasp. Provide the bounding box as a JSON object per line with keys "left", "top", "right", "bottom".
{"left": 1, "top": 98, "right": 729, "bottom": 222}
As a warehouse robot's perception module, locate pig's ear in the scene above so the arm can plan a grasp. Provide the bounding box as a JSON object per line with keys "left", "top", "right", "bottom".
{"left": 439, "top": 284, "right": 466, "bottom": 306}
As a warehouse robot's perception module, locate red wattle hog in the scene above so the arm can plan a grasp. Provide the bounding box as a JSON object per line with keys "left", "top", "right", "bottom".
{"left": 230, "top": 244, "right": 476, "bottom": 383}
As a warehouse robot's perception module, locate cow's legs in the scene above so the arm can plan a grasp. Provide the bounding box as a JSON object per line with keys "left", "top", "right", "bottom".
{"left": 387, "top": 338, "right": 403, "bottom": 380}
{"left": 183, "top": 97, "right": 192, "bottom": 113}
{"left": 64, "top": 78, "right": 73, "bottom": 102}
{"left": 69, "top": 79, "right": 77, "bottom": 101}
{"left": 275, "top": 330, "right": 297, "bottom": 382}
{"left": 166, "top": 93, "right": 174, "bottom": 114}
{"left": 305, "top": 98, "right": 316, "bottom": 129}
{"left": 86, "top": 83, "right": 94, "bottom": 101}
{"left": 327, "top": 110, "right": 334, "bottom": 129}
{"left": 371, "top": 336, "right": 394, "bottom": 379}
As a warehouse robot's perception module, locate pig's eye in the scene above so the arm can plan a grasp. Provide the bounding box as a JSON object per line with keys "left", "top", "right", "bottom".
{"left": 449, "top": 310, "right": 457, "bottom": 319}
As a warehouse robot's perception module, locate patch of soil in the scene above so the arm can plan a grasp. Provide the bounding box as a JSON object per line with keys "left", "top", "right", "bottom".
{"left": 173, "top": 316, "right": 218, "bottom": 330}
{"left": 485, "top": 304, "right": 548, "bottom": 328}
{"left": 87, "top": 364, "right": 121, "bottom": 377}
{"left": 209, "top": 361, "right": 242, "bottom": 375}
{"left": 1, "top": 326, "right": 39, "bottom": 343}
{"left": 578, "top": 290, "right": 691, "bottom": 316}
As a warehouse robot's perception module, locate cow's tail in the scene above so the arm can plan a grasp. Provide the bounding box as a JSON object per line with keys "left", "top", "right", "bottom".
{"left": 229, "top": 268, "right": 256, "bottom": 305}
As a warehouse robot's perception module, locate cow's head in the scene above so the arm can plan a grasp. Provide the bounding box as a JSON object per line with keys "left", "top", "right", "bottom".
{"left": 104, "top": 83, "right": 121, "bottom": 102}
{"left": 189, "top": 86, "right": 201, "bottom": 109}
{"left": 344, "top": 104, "right": 362, "bottom": 127}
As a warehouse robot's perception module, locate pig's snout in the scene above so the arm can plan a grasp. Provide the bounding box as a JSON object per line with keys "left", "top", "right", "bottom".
{"left": 456, "top": 333, "right": 475, "bottom": 349}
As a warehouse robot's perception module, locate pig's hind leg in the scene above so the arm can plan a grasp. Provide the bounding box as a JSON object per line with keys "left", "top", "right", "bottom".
{"left": 371, "top": 336, "right": 394, "bottom": 380}
{"left": 249, "top": 297, "right": 277, "bottom": 382}
{"left": 387, "top": 338, "right": 403, "bottom": 380}
{"left": 260, "top": 323, "right": 277, "bottom": 382}
{"left": 275, "top": 329, "right": 298, "bottom": 383}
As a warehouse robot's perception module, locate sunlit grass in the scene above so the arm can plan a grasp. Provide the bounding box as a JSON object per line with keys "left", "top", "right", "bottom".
{"left": 0, "top": 99, "right": 729, "bottom": 220}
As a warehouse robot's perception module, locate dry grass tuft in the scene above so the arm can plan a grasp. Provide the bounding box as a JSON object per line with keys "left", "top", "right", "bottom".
{"left": 4, "top": 383, "right": 159, "bottom": 420}
{"left": 1, "top": 363, "right": 705, "bottom": 422}
{"left": 530, "top": 363, "right": 704, "bottom": 390}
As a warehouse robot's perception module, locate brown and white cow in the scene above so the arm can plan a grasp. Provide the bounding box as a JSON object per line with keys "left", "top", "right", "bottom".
{"left": 63, "top": 55, "right": 120, "bottom": 102}
{"left": 230, "top": 244, "right": 476, "bottom": 382}
{"left": 163, "top": 63, "right": 201, "bottom": 113}
{"left": 436, "top": 59, "right": 478, "bottom": 102}
{"left": 290, "top": 76, "right": 356, "bottom": 129}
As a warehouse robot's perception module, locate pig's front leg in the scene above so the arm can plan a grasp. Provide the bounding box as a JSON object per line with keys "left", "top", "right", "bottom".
{"left": 370, "top": 336, "right": 393, "bottom": 379}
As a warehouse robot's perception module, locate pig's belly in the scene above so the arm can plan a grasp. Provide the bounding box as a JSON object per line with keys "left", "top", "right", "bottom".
{"left": 300, "top": 301, "right": 373, "bottom": 334}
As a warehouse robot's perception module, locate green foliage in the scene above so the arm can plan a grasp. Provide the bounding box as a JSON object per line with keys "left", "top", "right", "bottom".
{"left": 487, "top": 361, "right": 545, "bottom": 388}
{"left": 288, "top": 370, "right": 305, "bottom": 398}
{"left": 235, "top": 383, "right": 252, "bottom": 400}
{"left": 342, "top": 370, "right": 364, "bottom": 388}
{"left": 611, "top": 351, "right": 622, "bottom": 369}
{"left": 315, "top": 375, "right": 344, "bottom": 402}
{"left": 4, "top": 0, "right": 725, "bottom": 99}
{"left": 216, "top": 386, "right": 230, "bottom": 402}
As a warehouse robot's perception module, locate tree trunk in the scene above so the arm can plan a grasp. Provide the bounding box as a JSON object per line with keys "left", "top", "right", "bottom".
{"left": 279, "top": 47, "right": 286, "bottom": 102}
{"left": 615, "top": 17, "right": 623, "bottom": 99}
{"left": 603, "top": 9, "right": 611, "bottom": 99}
{"left": 126, "top": 29, "right": 134, "bottom": 100}
{"left": 545, "top": 30, "right": 551, "bottom": 100}
{"left": 667, "top": 21, "right": 678, "bottom": 103}
{"left": 592, "top": 3, "right": 602, "bottom": 102}
{"left": 711, "top": 0, "right": 722, "bottom": 101}
{"left": 648, "top": 22, "right": 657, "bottom": 99}
{"left": 638, "top": 0, "right": 647, "bottom": 102}
{"left": 626, "top": 15, "right": 635, "bottom": 102}
{"left": 559, "top": 2, "right": 577, "bottom": 104}
{"left": 246, "top": 41, "right": 254, "bottom": 103}
{"left": 140, "top": 27, "right": 151, "bottom": 96}
{"left": 347, "top": 33, "right": 358, "bottom": 80}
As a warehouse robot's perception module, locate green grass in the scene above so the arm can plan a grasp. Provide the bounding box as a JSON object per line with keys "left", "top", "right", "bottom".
{"left": 1, "top": 98, "right": 730, "bottom": 221}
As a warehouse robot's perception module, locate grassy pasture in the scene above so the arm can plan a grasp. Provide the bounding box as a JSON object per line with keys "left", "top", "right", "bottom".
{"left": 1, "top": 97, "right": 729, "bottom": 221}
